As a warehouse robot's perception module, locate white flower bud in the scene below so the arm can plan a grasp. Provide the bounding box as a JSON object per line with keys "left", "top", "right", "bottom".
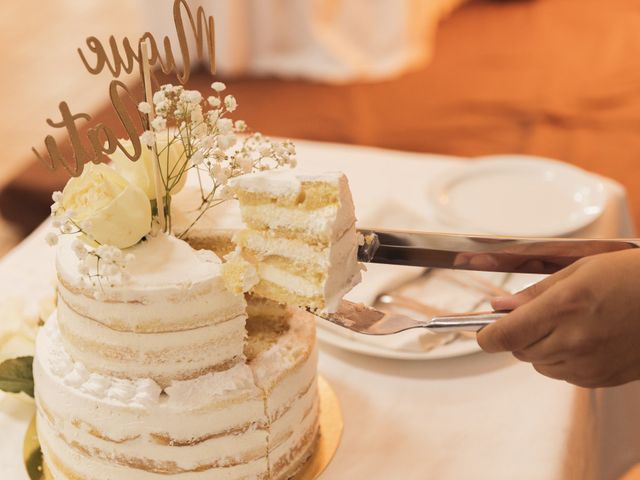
{"left": 212, "top": 164, "right": 228, "bottom": 184}
{"left": 259, "top": 145, "right": 271, "bottom": 157}
{"left": 140, "top": 130, "right": 155, "bottom": 147}
{"left": 191, "top": 106, "right": 204, "bottom": 124}
{"left": 187, "top": 90, "right": 202, "bottom": 104}
{"left": 151, "top": 117, "right": 166, "bottom": 131}
{"left": 96, "top": 245, "right": 113, "bottom": 261}
{"left": 224, "top": 95, "right": 237, "bottom": 112}
{"left": 207, "top": 96, "right": 221, "bottom": 108}
{"left": 71, "top": 239, "right": 88, "bottom": 259}
{"left": 153, "top": 91, "right": 166, "bottom": 104}
{"left": 155, "top": 100, "right": 168, "bottom": 113}
{"left": 45, "top": 232, "right": 59, "bottom": 246}
{"left": 191, "top": 150, "right": 205, "bottom": 166}
{"left": 237, "top": 154, "right": 253, "bottom": 173}
{"left": 217, "top": 134, "right": 236, "bottom": 151}
{"left": 104, "top": 264, "right": 120, "bottom": 277}
{"left": 216, "top": 118, "right": 233, "bottom": 135}
{"left": 138, "top": 102, "right": 152, "bottom": 114}
{"left": 52, "top": 191, "right": 63, "bottom": 203}
{"left": 211, "top": 82, "right": 226, "bottom": 92}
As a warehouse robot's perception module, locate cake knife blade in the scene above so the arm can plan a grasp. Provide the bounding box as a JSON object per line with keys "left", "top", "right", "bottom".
{"left": 357, "top": 229, "right": 640, "bottom": 274}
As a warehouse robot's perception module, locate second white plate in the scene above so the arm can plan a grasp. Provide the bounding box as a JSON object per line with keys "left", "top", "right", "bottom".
{"left": 430, "top": 155, "right": 607, "bottom": 237}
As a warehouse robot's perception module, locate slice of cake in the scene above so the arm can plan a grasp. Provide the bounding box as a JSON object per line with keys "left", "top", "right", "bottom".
{"left": 229, "top": 170, "right": 362, "bottom": 312}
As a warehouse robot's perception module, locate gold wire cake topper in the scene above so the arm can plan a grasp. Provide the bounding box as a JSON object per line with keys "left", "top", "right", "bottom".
{"left": 32, "top": 0, "right": 216, "bottom": 178}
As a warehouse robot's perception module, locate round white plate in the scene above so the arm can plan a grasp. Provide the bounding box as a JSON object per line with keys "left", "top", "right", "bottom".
{"left": 316, "top": 322, "right": 482, "bottom": 360}
{"left": 429, "top": 155, "right": 607, "bottom": 237}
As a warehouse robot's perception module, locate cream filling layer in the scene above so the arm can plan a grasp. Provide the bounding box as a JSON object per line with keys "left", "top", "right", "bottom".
{"left": 57, "top": 280, "right": 246, "bottom": 333}
{"left": 37, "top": 408, "right": 268, "bottom": 473}
{"left": 57, "top": 301, "right": 246, "bottom": 384}
{"left": 254, "top": 242, "right": 361, "bottom": 312}
{"left": 258, "top": 265, "right": 321, "bottom": 298}
{"left": 34, "top": 319, "right": 265, "bottom": 442}
{"left": 270, "top": 395, "right": 319, "bottom": 475}
{"left": 38, "top": 415, "right": 270, "bottom": 480}
{"left": 236, "top": 223, "right": 357, "bottom": 270}
{"left": 239, "top": 203, "right": 353, "bottom": 240}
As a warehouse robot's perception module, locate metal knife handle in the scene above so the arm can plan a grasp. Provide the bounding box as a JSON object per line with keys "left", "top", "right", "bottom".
{"left": 427, "top": 311, "right": 508, "bottom": 333}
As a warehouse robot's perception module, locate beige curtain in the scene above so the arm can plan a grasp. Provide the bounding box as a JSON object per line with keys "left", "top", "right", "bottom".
{"left": 146, "top": 0, "right": 467, "bottom": 83}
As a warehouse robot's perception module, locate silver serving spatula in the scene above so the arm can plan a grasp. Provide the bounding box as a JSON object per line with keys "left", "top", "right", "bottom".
{"left": 315, "top": 300, "right": 507, "bottom": 335}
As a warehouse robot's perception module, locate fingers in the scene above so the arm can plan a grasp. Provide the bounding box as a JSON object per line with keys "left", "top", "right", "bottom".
{"left": 490, "top": 260, "right": 585, "bottom": 311}
{"left": 478, "top": 278, "right": 571, "bottom": 353}
{"left": 512, "top": 332, "right": 562, "bottom": 364}
{"left": 532, "top": 361, "right": 567, "bottom": 381}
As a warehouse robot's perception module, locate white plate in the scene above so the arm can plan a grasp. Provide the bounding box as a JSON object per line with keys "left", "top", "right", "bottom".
{"left": 317, "top": 323, "right": 483, "bottom": 360}
{"left": 429, "top": 155, "right": 607, "bottom": 237}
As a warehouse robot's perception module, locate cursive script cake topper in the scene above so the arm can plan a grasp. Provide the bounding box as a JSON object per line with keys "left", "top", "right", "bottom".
{"left": 32, "top": 0, "right": 216, "bottom": 177}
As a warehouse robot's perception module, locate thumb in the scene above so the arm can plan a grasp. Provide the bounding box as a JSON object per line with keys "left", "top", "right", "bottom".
{"left": 491, "top": 260, "right": 584, "bottom": 311}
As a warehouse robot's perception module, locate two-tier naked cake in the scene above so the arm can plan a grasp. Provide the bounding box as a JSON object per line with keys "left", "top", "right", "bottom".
{"left": 34, "top": 168, "right": 359, "bottom": 479}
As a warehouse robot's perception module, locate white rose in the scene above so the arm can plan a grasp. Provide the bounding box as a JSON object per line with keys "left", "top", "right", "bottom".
{"left": 61, "top": 164, "right": 151, "bottom": 249}
{"left": 109, "top": 134, "right": 189, "bottom": 199}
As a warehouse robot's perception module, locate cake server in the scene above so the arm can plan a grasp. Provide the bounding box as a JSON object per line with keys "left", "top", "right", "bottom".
{"left": 357, "top": 229, "right": 640, "bottom": 274}
{"left": 314, "top": 300, "right": 506, "bottom": 335}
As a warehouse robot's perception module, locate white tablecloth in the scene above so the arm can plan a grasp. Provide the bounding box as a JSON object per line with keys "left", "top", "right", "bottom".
{"left": 1, "top": 140, "right": 639, "bottom": 479}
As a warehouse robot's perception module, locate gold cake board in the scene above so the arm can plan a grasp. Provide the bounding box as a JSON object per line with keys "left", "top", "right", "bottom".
{"left": 24, "top": 376, "right": 342, "bottom": 480}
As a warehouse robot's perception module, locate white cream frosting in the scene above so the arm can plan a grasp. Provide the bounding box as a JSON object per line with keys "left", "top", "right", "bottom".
{"left": 35, "top": 318, "right": 269, "bottom": 478}
{"left": 35, "top": 308, "right": 319, "bottom": 480}
{"left": 229, "top": 170, "right": 344, "bottom": 197}
{"left": 56, "top": 233, "right": 247, "bottom": 332}
{"left": 55, "top": 233, "right": 248, "bottom": 384}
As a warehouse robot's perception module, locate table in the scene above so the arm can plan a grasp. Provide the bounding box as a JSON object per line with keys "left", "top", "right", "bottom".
{"left": 1, "top": 140, "right": 639, "bottom": 480}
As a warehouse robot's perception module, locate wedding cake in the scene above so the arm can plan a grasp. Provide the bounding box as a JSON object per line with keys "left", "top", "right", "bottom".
{"left": 32, "top": 82, "right": 360, "bottom": 479}
{"left": 34, "top": 232, "right": 320, "bottom": 479}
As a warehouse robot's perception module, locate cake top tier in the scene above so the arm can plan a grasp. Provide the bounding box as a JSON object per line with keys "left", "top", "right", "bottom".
{"left": 56, "top": 233, "right": 246, "bottom": 334}
{"left": 57, "top": 233, "right": 222, "bottom": 293}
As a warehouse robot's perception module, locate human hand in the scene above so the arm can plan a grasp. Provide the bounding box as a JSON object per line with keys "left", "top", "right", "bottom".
{"left": 476, "top": 249, "right": 640, "bottom": 387}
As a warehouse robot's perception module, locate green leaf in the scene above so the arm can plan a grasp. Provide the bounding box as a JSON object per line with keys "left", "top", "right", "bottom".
{"left": 0, "top": 356, "right": 34, "bottom": 397}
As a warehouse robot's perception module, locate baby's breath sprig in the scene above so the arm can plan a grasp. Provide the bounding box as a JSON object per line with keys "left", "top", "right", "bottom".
{"left": 47, "top": 191, "right": 135, "bottom": 294}
{"left": 137, "top": 81, "right": 297, "bottom": 237}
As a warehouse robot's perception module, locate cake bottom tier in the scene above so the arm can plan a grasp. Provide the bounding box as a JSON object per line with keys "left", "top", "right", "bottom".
{"left": 34, "top": 309, "right": 320, "bottom": 480}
